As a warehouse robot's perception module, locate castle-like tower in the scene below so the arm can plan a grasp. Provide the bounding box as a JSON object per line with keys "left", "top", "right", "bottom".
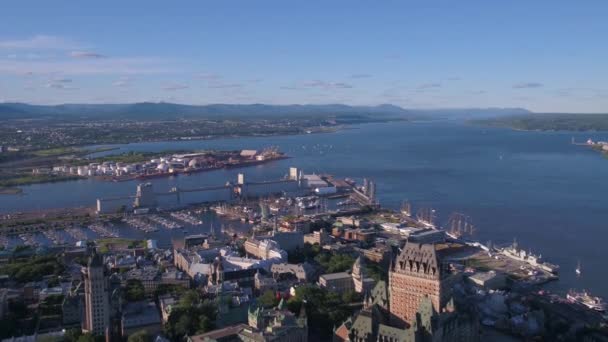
{"left": 388, "top": 242, "right": 458, "bottom": 327}
{"left": 208, "top": 256, "right": 225, "bottom": 285}
{"left": 82, "top": 253, "right": 110, "bottom": 336}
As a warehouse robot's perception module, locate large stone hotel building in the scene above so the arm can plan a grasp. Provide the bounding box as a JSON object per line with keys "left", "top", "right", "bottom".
{"left": 389, "top": 242, "right": 460, "bottom": 327}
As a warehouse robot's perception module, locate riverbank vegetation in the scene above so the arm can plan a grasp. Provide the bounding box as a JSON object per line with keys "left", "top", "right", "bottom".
{"left": 0, "top": 173, "right": 81, "bottom": 188}
{"left": 473, "top": 113, "right": 608, "bottom": 131}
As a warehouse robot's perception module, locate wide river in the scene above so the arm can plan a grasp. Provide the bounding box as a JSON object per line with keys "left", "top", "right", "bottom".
{"left": 2, "top": 121, "right": 608, "bottom": 297}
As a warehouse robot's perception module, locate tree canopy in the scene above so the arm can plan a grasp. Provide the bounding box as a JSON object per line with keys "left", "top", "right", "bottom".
{"left": 287, "top": 285, "right": 354, "bottom": 340}
{"left": 125, "top": 279, "right": 146, "bottom": 302}
{"left": 164, "top": 290, "right": 218, "bottom": 341}
{"left": 127, "top": 329, "right": 152, "bottom": 342}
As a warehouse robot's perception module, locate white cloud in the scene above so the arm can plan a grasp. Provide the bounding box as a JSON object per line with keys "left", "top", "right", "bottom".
{"left": 0, "top": 57, "right": 176, "bottom": 75}
{"left": 0, "top": 35, "right": 77, "bottom": 50}
{"left": 196, "top": 73, "right": 221, "bottom": 80}
{"left": 70, "top": 51, "right": 106, "bottom": 59}
{"left": 416, "top": 83, "right": 441, "bottom": 89}
{"left": 208, "top": 83, "right": 243, "bottom": 89}
{"left": 51, "top": 78, "right": 72, "bottom": 83}
{"left": 163, "top": 83, "right": 189, "bottom": 91}
{"left": 281, "top": 80, "right": 354, "bottom": 90}
{"left": 304, "top": 80, "right": 353, "bottom": 89}
{"left": 45, "top": 82, "right": 77, "bottom": 90}
{"left": 513, "top": 82, "right": 543, "bottom": 89}
{"left": 112, "top": 76, "right": 132, "bottom": 87}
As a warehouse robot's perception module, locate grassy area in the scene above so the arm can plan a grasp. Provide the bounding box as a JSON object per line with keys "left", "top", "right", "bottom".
{"left": 32, "top": 147, "right": 83, "bottom": 157}
{"left": 465, "top": 256, "right": 493, "bottom": 271}
{"left": 97, "top": 238, "right": 145, "bottom": 253}
{"left": 0, "top": 174, "right": 81, "bottom": 188}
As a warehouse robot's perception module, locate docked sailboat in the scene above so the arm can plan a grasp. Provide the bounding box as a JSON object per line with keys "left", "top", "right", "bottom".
{"left": 401, "top": 200, "right": 412, "bottom": 217}
{"left": 446, "top": 212, "right": 475, "bottom": 239}
{"left": 416, "top": 207, "right": 436, "bottom": 228}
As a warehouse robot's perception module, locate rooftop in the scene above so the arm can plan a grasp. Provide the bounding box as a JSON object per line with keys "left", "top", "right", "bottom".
{"left": 320, "top": 272, "right": 351, "bottom": 281}
{"left": 122, "top": 301, "right": 161, "bottom": 328}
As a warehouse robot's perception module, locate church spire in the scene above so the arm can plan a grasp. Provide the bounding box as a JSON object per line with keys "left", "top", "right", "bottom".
{"left": 298, "top": 300, "right": 308, "bottom": 327}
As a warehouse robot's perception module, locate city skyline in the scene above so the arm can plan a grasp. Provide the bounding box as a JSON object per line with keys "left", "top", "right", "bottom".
{"left": 1, "top": 0, "right": 607, "bottom": 112}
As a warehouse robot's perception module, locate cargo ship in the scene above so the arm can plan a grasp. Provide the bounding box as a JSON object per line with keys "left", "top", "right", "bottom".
{"left": 499, "top": 239, "right": 560, "bottom": 274}
{"left": 136, "top": 171, "right": 176, "bottom": 180}
{"left": 224, "top": 155, "right": 289, "bottom": 169}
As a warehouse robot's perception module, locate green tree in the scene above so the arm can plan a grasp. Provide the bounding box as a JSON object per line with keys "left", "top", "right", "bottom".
{"left": 288, "top": 243, "right": 322, "bottom": 263}
{"left": 125, "top": 279, "right": 145, "bottom": 302}
{"left": 178, "top": 290, "right": 200, "bottom": 308}
{"left": 63, "top": 328, "right": 82, "bottom": 342}
{"left": 341, "top": 289, "right": 360, "bottom": 303}
{"left": 76, "top": 333, "right": 100, "bottom": 342}
{"left": 365, "top": 262, "right": 388, "bottom": 282}
{"left": 177, "top": 314, "right": 193, "bottom": 336}
{"left": 154, "top": 284, "right": 187, "bottom": 299}
{"left": 127, "top": 329, "right": 152, "bottom": 342}
{"left": 287, "top": 285, "right": 352, "bottom": 340}
{"left": 257, "top": 289, "right": 279, "bottom": 308}
{"left": 314, "top": 252, "right": 355, "bottom": 273}
{"left": 164, "top": 299, "right": 217, "bottom": 341}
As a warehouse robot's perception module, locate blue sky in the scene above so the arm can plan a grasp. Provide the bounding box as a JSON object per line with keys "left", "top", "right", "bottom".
{"left": 0, "top": 1, "right": 607, "bottom": 112}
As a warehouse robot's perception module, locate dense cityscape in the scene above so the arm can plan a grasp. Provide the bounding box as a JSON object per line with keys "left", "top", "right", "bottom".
{"left": 1, "top": 162, "right": 607, "bottom": 341}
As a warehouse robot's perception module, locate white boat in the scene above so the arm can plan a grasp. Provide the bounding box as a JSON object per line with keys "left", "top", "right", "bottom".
{"left": 576, "top": 260, "right": 582, "bottom": 276}
{"left": 567, "top": 290, "right": 606, "bottom": 312}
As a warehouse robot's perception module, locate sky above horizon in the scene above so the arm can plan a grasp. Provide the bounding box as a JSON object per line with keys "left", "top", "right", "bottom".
{"left": 0, "top": 1, "right": 607, "bottom": 112}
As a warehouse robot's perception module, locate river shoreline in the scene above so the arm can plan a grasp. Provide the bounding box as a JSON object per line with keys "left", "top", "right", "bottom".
{"left": 0, "top": 187, "right": 22, "bottom": 195}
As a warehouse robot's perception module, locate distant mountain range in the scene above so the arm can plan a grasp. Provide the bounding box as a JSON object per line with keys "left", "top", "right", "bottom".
{"left": 0, "top": 102, "right": 530, "bottom": 121}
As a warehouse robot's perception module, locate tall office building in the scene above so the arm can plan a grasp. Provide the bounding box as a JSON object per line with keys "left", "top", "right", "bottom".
{"left": 82, "top": 253, "right": 110, "bottom": 336}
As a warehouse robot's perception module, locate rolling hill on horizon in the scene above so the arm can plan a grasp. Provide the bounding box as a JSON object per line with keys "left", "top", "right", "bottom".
{"left": 0, "top": 102, "right": 530, "bottom": 121}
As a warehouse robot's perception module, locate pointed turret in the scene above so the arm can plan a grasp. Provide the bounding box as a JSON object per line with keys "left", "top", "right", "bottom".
{"left": 444, "top": 297, "right": 455, "bottom": 313}
{"left": 298, "top": 301, "right": 308, "bottom": 327}
{"left": 277, "top": 297, "right": 286, "bottom": 310}
{"left": 352, "top": 255, "right": 364, "bottom": 276}
{"left": 363, "top": 291, "right": 372, "bottom": 309}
